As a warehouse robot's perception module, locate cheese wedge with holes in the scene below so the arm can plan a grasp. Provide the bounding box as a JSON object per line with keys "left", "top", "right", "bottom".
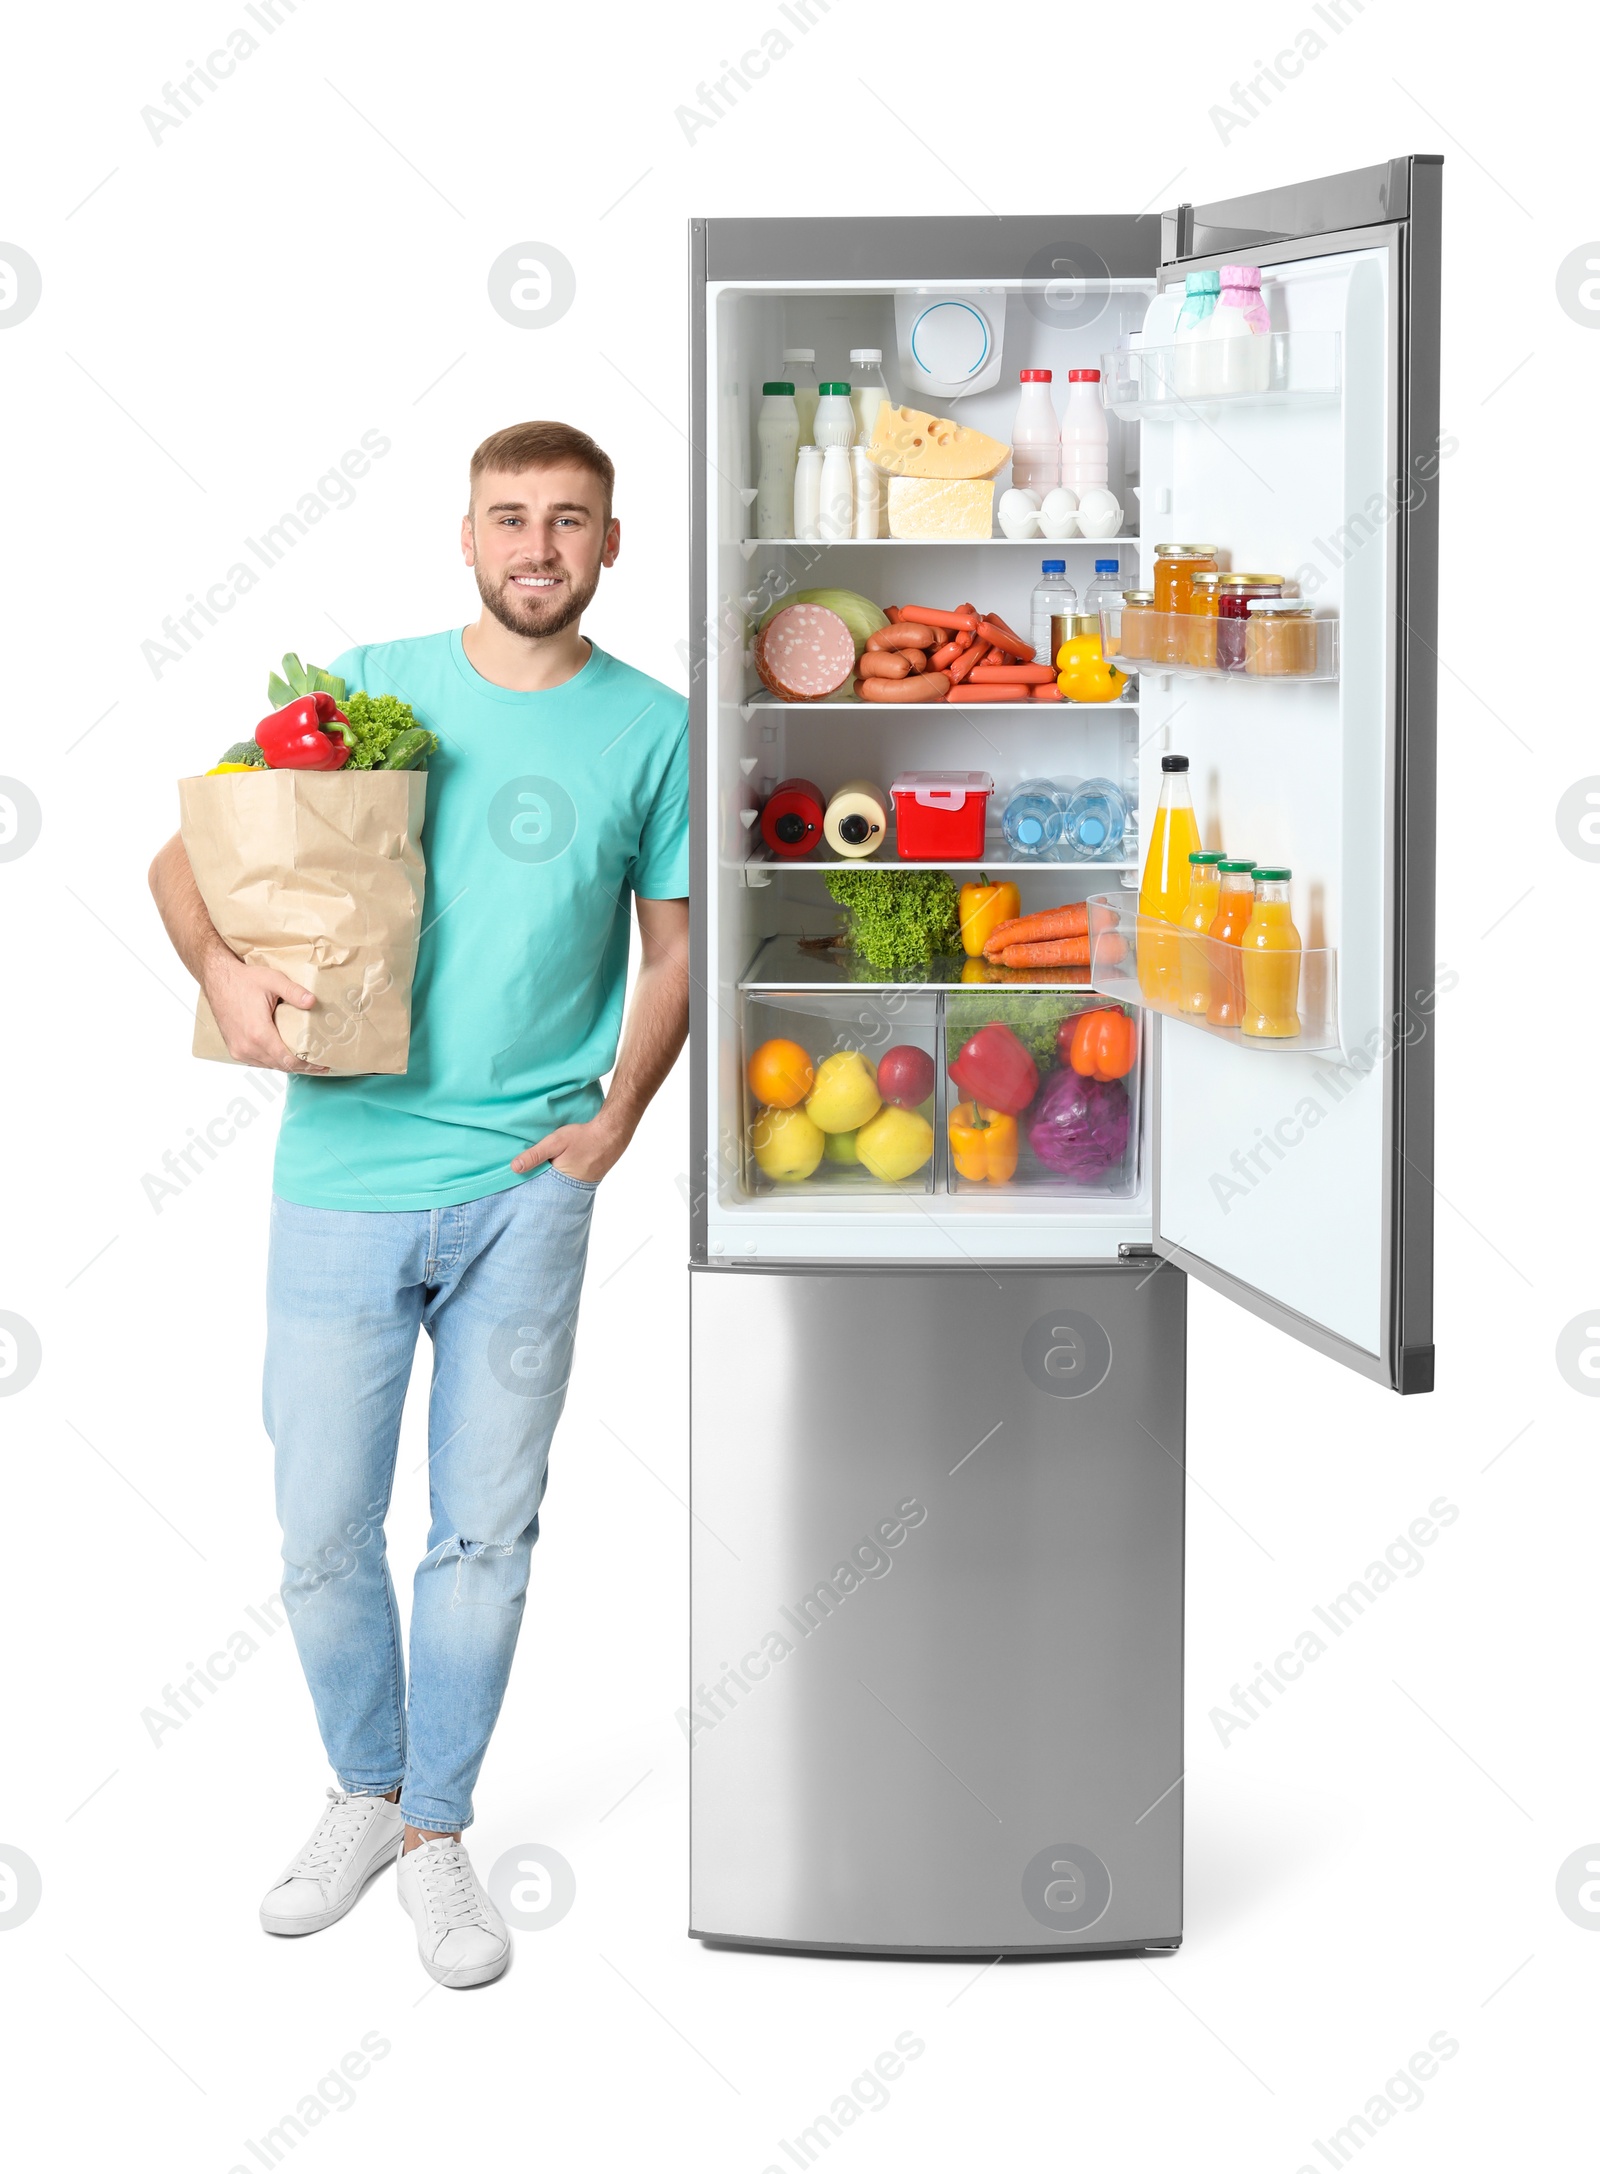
{"left": 868, "top": 404, "right": 1010, "bottom": 480}
{"left": 886, "top": 477, "right": 995, "bottom": 540}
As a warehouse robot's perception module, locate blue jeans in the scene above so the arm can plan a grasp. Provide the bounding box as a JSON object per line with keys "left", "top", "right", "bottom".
{"left": 263, "top": 1168, "right": 596, "bottom": 1833}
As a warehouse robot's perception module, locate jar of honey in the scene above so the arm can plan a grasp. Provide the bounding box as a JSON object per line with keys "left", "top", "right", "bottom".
{"left": 1183, "top": 570, "right": 1224, "bottom": 670}
{"left": 1216, "top": 574, "right": 1284, "bottom": 671}
{"left": 1245, "top": 598, "right": 1319, "bottom": 676}
{"left": 1115, "top": 589, "right": 1156, "bottom": 661}
{"left": 1152, "top": 545, "right": 1218, "bottom": 663}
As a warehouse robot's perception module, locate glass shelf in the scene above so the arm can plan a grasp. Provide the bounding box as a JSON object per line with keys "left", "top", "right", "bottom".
{"left": 1099, "top": 606, "right": 1338, "bottom": 684}
{"left": 1086, "top": 896, "right": 1339, "bottom": 1051}
{"left": 741, "top": 820, "right": 1136, "bottom": 873}
{"left": 1101, "top": 330, "right": 1341, "bottom": 420}
{"left": 741, "top": 535, "right": 1140, "bottom": 548}
{"left": 740, "top": 934, "right": 1102, "bottom": 993}
{"left": 740, "top": 695, "right": 1140, "bottom": 713}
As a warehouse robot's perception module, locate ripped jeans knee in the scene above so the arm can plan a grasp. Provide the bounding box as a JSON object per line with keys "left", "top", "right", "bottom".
{"left": 420, "top": 1529, "right": 534, "bottom": 1608}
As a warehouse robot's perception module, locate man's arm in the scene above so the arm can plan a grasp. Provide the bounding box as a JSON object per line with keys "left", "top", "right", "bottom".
{"left": 147, "top": 832, "right": 323, "bottom": 1072}
{"left": 512, "top": 895, "right": 690, "bottom": 1182}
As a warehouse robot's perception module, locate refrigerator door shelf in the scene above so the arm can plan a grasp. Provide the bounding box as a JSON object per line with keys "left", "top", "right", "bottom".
{"left": 1102, "top": 606, "right": 1340, "bottom": 684}
{"left": 689, "top": 1264, "right": 1185, "bottom": 1958}
{"left": 1088, "top": 898, "right": 1341, "bottom": 1054}
{"left": 1103, "top": 328, "right": 1342, "bottom": 418}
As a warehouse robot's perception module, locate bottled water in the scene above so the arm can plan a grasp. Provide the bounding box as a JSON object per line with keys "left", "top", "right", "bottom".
{"left": 1061, "top": 776, "right": 1128, "bottom": 861}
{"left": 1029, "top": 561, "right": 1077, "bottom": 669}
{"left": 1003, "top": 778, "right": 1067, "bottom": 858}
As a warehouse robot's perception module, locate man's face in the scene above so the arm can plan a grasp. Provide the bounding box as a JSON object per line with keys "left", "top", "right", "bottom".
{"left": 461, "top": 463, "right": 619, "bottom": 639}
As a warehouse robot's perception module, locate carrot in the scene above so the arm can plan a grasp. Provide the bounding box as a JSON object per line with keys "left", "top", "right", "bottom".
{"left": 996, "top": 963, "right": 1092, "bottom": 984}
{"left": 976, "top": 618, "right": 1035, "bottom": 661}
{"left": 968, "top": 663, "right": 1055, "bottom": 684}
{"left": 982, "top": 901, "right": 1090, "bottom": 958}
{"left": 945, "top": 638, "right": 990, "bottom": 686}
{"left": 898, "top": 606, "right": 981, "bottom": 631}
{"left": 997, "top": 935, "right": 1091, "bottom": 967}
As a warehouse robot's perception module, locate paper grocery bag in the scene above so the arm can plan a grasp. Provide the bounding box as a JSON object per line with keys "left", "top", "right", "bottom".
{"left": 178, "top": 768, "right": 428, "bottom": 1076}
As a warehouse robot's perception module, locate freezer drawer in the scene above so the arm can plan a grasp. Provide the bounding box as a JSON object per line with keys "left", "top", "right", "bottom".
{"left": 688, "top": 1263, "right": 1185, "bottom": 1956}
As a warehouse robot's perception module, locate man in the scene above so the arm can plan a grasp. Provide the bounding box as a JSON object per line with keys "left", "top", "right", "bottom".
{"left": 149, "top": 421, "right": 690, "bottom": 1988}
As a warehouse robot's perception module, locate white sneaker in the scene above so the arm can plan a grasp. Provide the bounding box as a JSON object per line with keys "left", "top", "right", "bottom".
{"left": 396, "top": 1837, "right": 511, "bottom": 1988}
{"left": 260, "top": 1788, "right": 404, "bottom": 1937}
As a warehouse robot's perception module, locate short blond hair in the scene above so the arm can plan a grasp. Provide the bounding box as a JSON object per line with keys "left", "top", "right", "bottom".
{"left": 469, "top": 421, "right": 614, "bottom": 518}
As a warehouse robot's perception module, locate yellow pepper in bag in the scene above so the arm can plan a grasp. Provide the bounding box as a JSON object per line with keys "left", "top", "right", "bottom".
{"left": 206, "top": 762, "right": 262, "bottom": 774}
{"left": 1056, "top": 634, "right": 1127, "bottom": 705}
{"left": 957, "top": 879, "right": 1021, "bottom": 957}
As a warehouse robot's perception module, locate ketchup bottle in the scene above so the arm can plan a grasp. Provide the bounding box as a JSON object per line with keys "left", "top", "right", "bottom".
{"left": 759, "top": 777, "right": 825, "bottom": 859}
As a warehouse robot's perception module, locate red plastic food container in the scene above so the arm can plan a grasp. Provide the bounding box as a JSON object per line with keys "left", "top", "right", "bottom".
{"left": 759, "top": 777, "right": 825, "bottom": 858}
{"left": 890, "top": 771, "right": 994, "bottom": 861}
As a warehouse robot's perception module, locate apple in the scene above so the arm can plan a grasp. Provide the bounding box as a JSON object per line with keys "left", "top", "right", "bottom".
{"left": 856, "top": 1105, "right": 935, "bottom": 1182}
{"left": 805, "top": 1049, "right": 882, "bottom": 1133}
{"left": 822, "top": 1129, "right": 861, "bottom": 1164}
{"left": 750, "top": 1105, "right": 825, "bottom": 1182}
{"left": 875, "top": 1043, "right": 935, "bottom": 1109}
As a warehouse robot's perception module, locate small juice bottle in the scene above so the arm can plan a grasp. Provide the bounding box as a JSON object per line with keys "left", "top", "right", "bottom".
{"left": 1240, "top": 867, "right": 1303, "bottom": 1038}
{"left": 1137, "top": 755, "right": 1202, "bottom": 1004}
{"left": 1204, "top": 860, "right": 1257, "bottom": 1027}
{"left": 1178, "top": 851, "right": 1225, "bottom": 1014}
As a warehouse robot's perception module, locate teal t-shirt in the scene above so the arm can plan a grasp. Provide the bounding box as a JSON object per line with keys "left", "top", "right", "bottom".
{"left": 272, "top": 630, "right": 690, "bottom": 1212}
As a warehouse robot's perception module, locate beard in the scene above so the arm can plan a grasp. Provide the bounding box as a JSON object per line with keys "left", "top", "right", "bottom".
{"left": 475, "top": 558, "right": 600, "bottom": 640}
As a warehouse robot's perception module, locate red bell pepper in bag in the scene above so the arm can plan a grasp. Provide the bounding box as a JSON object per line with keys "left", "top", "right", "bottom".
{"left": 946, "top": 1020, "right": 1039, "bottom": 1114}
{"left": 255, "top": 692, "right": 353, "bottom": 772}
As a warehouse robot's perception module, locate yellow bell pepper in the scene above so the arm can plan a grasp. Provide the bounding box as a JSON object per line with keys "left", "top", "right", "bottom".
{"left": 948, "top": 1102, "right": 1019, "bottom": 1184}
{"left": 206, "top": 761, "right": 262, "bottom": 774}
{"left": 1056, "top": 633, "right": 1127, "bottom": 705}
{"left": 957, "top": 878, "right": 1021, "bottom": 957}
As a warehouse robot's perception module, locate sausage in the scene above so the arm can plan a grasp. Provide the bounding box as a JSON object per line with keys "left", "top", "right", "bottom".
{"left": 755, "top": 605, "right": 857, "bottom": 701}
{"left": 975, "top": 618, "right": 1036, "bottom": 661}
{"left": 944, "top": 639, "right": 991, "bottom": 686}
{"left": 967, "top": 663, "right": 1055, "bottom": 684}
{"left": 895, "top": 606, "right": 981, "bottom": 631}
{"left": 944, "top": 683, "right": 1038, "bottom": 702}
{"left": 865, "top": 623, "right": 939, "bottom": 652}
{"left": 858, "top": 649, "right": 913, "bottom": 679}
{"left": 855, "top": 672, "right": 953, "bottom": 703}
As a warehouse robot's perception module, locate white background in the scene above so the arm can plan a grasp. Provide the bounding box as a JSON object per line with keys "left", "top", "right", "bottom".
{"left": 0, "top": 2, "right": 1594, "bottom": 2168}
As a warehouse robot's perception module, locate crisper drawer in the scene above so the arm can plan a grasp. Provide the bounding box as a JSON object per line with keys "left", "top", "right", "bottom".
{"left": 739, "top": 986, "right": 1142, "bottom": 1203}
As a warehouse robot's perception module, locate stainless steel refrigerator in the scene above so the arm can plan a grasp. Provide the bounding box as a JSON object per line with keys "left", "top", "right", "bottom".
{"left": 686, "top": 158, "right": 1440, "bottom": 1956}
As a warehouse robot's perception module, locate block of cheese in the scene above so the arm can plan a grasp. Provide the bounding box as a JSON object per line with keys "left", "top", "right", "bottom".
{"left": 886, "top": 476, "right": 995, "bottom": 541}
{"left": 869, "top": 403, "right": 1009, "bottom": 480}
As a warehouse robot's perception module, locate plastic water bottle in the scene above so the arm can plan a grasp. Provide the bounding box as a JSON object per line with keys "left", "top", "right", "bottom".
{"left": 1061, "top": 776, "right": 1128, "bottom": 861}
{"left": 1010, "top": 370, "right": 1060, "bottom": 494}
{"left": 1083, "top": 559, "right": 1125, "bottom": 620}
{"left": 1030, "top": 561, "right": 1077, "bottom": 669}
{"left": 1003, "top": 778, "right": 1067, "bottom": 858}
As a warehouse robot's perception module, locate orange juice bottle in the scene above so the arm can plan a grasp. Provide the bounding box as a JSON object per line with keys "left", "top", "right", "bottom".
{"left": 1137, "top": 755, "right": 1201, "bottom": 1004}
{"left": 1178, "top": 851, "right": 1225, "bottom": 1014}
{"left": 1240, "top": 868, "right": 1303, "bottom": 1038}
{"left": 1204, "top": 860, "right": 1257, "bottom": 1027}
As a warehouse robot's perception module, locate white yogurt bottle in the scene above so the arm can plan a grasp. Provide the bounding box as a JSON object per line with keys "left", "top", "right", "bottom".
{"left": 793, "top": 445, "right": 824, "bottom": 541}
{"left": 849, "top": 350, "right": 890, "bottom": 449}
{"left": 812, "top": 381, "right": 856, "bottom": 448}
{"left": 754, "top": 380, "right": 800, "bottom": 539}
{"left": 818, "top": 443, "right": 854, "bottom": 541}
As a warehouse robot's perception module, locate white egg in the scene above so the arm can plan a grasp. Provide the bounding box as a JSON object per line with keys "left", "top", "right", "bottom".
{"left": 1075, "top": 488, "right": 1123, "bottom": 537}
{"left": 1037, "top": 486, "right": 1080, "bottom": 539}
{"left": 997, "top": 488, "right": 1042, "bottom": 539}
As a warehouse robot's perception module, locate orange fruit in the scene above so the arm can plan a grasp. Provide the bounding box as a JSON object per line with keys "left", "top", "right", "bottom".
{"left": 747, "top": 1037, "right": 814, "bottom": 1109}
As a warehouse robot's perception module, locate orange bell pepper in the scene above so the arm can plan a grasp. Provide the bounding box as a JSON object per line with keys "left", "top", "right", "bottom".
{"left": 957, "top": 878, "right": 1022, "bottom": 958}
{"left": 948, "top": 1101, "right": 1019, "bottom": 1183}
{"left": 1065, "top": 1006, "right": 1138, "bottom": 1082}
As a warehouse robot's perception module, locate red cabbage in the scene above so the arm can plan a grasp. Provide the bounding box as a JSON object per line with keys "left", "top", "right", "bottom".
{"left": 1026, "top": 1066, "right": 1131, "bottom": 1181}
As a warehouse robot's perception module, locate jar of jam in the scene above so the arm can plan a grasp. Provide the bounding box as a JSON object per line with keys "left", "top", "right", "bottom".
{"left": 1183, "top": 570, "right": 1224, "bottom": 670}
{"left": 1216, "top": 574, "right": 1284, "bottom": 671}
{"left": 1245, "top": 598, "right": 1319, "bottom": 676}
{"left": 1152, "top": 544, "right": 1218, "bottom": 662}
{"left": 1114, "top": 589, "right": 1156, "bottom": 661}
